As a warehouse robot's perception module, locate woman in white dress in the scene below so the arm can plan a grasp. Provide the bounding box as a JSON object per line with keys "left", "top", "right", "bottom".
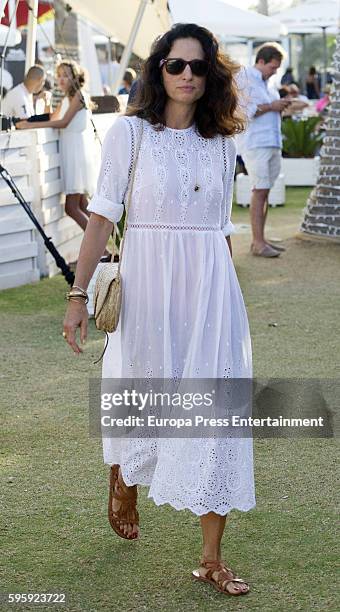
{"left": 17, "top": 60, "right": 105, "bottom": 250}
{"left": 63, "top": 24, "right": 255, "bottom": 597}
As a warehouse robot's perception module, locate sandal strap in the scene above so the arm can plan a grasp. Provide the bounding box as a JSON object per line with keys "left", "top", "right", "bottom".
{"left": 111, "top": 467, "right": 137, "bottom": 503}
{"left": 112, "top": 499, "right": 138, "bottom": 519}
{"left": 200, "top": 560, "right": 246, "bottom": 589}
{"left": 201, "top": 560, "right": 235, "bottom": 574}
{"left": 110, "top": 466, "right": 139, "bottom": 526}
{"left": 111, "top": 485, "right": 137, "bottom": 503}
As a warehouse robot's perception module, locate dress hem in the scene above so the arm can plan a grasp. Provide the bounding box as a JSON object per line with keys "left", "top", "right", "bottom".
{"left": 104, "top": 461, "right": 256, "bottom": 516}
{"left": 147, "top": 493, "right": 256, "bottom": 517}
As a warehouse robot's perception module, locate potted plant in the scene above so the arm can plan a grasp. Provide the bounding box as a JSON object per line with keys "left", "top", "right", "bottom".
{"left": 281, "top": 117, "right": 323, "bottom": 186}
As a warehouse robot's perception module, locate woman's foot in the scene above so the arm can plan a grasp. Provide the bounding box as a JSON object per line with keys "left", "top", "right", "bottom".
{"left": 192, "top": 559, "right": 249, "bottom": 596}
{"left": 108, "top": 465, "right": 139, "bottom": 539}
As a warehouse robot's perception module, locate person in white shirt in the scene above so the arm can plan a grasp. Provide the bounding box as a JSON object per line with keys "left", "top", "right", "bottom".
{"left": 237, "top": 43, "right": 291, "bottom": 258}
{"left": 2, "top": 65, "right": 48, "bottom": 118}
{"left": 288, "top": 84, "right": 309, "bottom": 105}
{"left": 16, "top": 59, "right": 109, "bottom": 259}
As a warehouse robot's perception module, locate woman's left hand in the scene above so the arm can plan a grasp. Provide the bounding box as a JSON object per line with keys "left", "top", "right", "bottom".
{"left": 16, "top": 120, "right": 30, "bottom": 130}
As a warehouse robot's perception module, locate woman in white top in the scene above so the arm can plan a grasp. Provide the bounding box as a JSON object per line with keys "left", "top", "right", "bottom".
{"left": 17, "top": 60, "right": 104, "bottom": 249}
{"left": 62, "top": 24, "right": 255, "bottom": 597}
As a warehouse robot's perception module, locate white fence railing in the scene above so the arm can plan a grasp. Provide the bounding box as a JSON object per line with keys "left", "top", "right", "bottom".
{"left": 0, "top": 114, "right": 116, "bottom": 290}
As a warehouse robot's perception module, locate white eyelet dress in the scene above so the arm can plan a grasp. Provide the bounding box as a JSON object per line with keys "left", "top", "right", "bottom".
{"left": 87, "top": 116, "right": 256, "bottom": 516}
{"left": 59, "top": 96, "right": 99, "bottom": 196}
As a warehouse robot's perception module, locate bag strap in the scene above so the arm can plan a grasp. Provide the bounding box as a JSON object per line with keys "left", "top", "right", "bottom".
{"left": 111, "top": 118, "right": 144, "bottom": 269}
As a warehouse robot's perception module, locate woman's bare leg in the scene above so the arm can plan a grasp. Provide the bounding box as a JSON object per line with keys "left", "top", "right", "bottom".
{"left": 200, "top": 512, "right": 226, "bottom": 562}
{"left": 198, "top": 512, "right": 248, "bottom": 594}
{"left": 79, "top": 194, "right": 90, "bottom": 218}
{"left": 65, "top": 194, "right": 88, "bottom": 231}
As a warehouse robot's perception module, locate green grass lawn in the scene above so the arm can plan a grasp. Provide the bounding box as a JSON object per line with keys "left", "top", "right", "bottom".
{"left": 1, "top": 188, "right": 339, "bottom": 611}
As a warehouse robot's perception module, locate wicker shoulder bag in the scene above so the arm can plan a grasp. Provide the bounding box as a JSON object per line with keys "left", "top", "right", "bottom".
{"left": 94, "top": 118, "right": 143, "bottom": 333}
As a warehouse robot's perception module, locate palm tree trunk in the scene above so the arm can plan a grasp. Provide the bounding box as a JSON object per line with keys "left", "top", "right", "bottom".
{"left": 300, "top": 33, "right": 340, "bottom": 240}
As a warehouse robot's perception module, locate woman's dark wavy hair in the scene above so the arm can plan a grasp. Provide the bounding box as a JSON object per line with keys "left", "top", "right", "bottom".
{"left": 126, "top": 23, "right": 245, "bottom": 138}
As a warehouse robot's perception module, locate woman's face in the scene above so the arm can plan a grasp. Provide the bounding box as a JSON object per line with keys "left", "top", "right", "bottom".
{"left": 57, "top": 66, "right": 73, "bottom": 93}
{"left": 161, "top": 37, "right": 207, "bottom": 107}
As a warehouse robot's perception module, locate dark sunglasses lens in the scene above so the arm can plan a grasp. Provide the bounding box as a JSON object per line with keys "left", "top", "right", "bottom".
{"left": 165, "top": 59, "right": 186, "bottom": 74}
{"left": 191, "top": 60, "right": 209, "bottom": 76}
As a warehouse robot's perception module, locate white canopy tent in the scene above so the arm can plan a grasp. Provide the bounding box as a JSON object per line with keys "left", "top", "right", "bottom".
{"left": 169, "top": 0, "right": 287, "bottom": 40}
{"left": 274, "top": 0, "right": 340, "bottom": 86}
{"left": 68, "top": 0, "right": 170, "bottom": 59}
{"left": 4, "top": 0, "right": 170, "bottom": 95}
{"left": 68, "top": 0, "right": 170, "bottom": 92}
{"left": 169, "top": 0, "right": 287, "bottom": 66}
{"left": 0, "top": 0, "right": 22, "bottom": 47}
{"left": 276, "top": 0, "right": 339, "bottom": 35}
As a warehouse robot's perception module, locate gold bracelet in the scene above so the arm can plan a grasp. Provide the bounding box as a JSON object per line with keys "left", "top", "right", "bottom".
{"left": 67, "top": 287, "right": 88, "bottom": 298}
{"left": 68, "top": 297, "right": 88, "bottom": 305}
{"left": 72, "top": 285, "right": 87, "bottom": 295}
{"left": 66, "top": 291, "right": 89, "bottom": 304}
{"left": 68, "top": 291, "right": 88, "bottom": 298}
{"left": 67, "top": 292, "right": 88, "bottom": 298}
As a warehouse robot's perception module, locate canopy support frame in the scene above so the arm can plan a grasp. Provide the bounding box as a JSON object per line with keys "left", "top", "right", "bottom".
{"left": 25, "top": 0, "right": 38, "bottom": 73}
{"left": 111, "top": 0, "right": 149, "bottom": 95}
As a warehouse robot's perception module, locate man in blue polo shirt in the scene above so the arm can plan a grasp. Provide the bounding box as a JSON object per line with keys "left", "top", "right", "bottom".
{"left": 237, "top": 43, "right": 291, "bottom": 258}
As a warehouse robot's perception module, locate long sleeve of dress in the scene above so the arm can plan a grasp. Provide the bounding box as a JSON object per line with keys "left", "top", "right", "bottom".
{"left": 87, "top": 117, "right": 132, "bottom": 222}
{"left": 221, "top": 137, "right": 236, "bottom": 237}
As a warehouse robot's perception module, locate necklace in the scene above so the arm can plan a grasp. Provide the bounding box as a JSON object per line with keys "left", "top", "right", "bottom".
{"left": 194, "top": 137, "right": 200, "bottom": 192}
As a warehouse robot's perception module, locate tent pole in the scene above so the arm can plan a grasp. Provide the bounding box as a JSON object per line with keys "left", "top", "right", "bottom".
{"left": 25, "top": 0, "right": 38, "bottom": 73}
{"left": 298, "top": 33, "right": 306, "bottom": 90}
{"left": 112, "top": 0, "right": 148, "bottom": 95}
{"left": 8, "top": 0, "right": 16, "bottom": 28}
{"left": 107, "top": 36, "right": 113, "bottom": 90}
{"left": 321, "top": 26, "right": 327, "bottom": 89}
{"left": 247, "top": 39, "right": 253, "bottom": 66}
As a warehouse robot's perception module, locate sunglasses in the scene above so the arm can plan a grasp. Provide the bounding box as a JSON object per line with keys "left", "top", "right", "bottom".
{"left": 159, "top": 58, "right": 209, "bottom": 77}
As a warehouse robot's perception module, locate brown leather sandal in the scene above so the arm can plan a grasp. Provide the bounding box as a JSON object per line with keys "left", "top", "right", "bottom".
{"left": 192, "top": 560, "right": 250, "bottom": 596}
{"left": 108, "top": 464, "right": 139, "bottom": 540}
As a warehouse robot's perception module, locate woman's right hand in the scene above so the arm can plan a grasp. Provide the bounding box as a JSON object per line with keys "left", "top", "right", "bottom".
{"left": 15, "top": 120, "right": 30, "bottom": 130}
{"left": 63, "top": 300, "right": 88, "bottom": 354}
